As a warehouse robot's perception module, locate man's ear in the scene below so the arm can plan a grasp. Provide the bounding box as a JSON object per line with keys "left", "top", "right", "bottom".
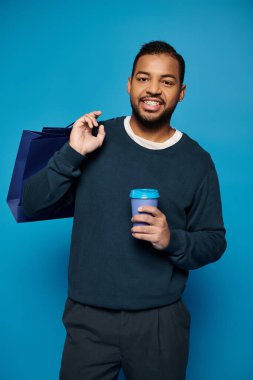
{"left": 126, "top": 77, "right": 131, "bottom": 94}
{"left": 179, "top": 84, "right": 186, "bottom": 101}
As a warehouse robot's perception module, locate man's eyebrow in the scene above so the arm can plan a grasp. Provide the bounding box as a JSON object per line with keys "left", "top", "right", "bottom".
{"left": 136, "top": 71, "right": 177, "bottom": 79}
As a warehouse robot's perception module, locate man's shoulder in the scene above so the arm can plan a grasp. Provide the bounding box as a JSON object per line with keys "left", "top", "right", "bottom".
{"left": 182, "top": 132, "right": 215, "bottom": 170}
{"left": 92, "top": 115, "right": 125, "bottom": 138}
{"left": 100, "top": 115, "right": 126, "bottom": 127}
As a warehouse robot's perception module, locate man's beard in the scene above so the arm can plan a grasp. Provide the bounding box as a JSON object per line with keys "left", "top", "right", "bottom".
{"left": 130, "top": 99, "right": 177, "bottom": 130}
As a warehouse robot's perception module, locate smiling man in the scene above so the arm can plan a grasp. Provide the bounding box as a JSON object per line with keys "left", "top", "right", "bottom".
{"left": 127, "top": 52, "right": 185, "bottom": 142}
{"left": 22, "top": 41, "right": 227, "bottom": 380}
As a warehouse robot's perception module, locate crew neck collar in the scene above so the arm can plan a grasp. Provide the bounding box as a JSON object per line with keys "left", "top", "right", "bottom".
{"left": 123, "top": 115, "right": 184, "bottom": 151}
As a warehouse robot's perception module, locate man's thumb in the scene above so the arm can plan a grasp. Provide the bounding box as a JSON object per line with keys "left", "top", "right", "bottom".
{"left": 98, "top": 124, "right": 105, "bottom": 135}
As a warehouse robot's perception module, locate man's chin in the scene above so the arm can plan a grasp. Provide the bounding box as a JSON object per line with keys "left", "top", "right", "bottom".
{"left": 140, "top": 115, "right": 161, "bottom": 124}
{"left": 134, "top": 108, "right": 168, "bottom": 126}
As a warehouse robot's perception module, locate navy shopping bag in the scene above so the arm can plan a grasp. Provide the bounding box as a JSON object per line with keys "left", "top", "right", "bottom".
{"left": 7, "top": 121, "right": 75, "bottom": 223}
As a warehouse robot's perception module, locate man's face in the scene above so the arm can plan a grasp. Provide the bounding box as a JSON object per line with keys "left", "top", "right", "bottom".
{"left": 127, "top": 53, "right": 186, "bottom": 126}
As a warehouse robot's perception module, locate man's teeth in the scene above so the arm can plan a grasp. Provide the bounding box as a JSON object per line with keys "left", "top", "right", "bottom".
{"left": 143, "top": 100, "right": 160, "bottom": 105}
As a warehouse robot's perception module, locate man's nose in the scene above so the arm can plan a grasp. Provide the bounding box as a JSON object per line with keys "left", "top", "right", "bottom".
{"left": 145, "top": 80, "right": 162, "bottom": 94}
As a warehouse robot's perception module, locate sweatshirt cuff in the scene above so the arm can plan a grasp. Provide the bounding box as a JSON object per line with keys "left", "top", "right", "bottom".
{"left": 163, "top": 229, "right": 185, "bottom": 256}
{"left": 58, "top": 141, "right": 87, "bottom": 168}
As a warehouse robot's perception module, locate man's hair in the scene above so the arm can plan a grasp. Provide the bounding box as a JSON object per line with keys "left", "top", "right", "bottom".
{"left": 131, "top": 40, "right": 185, "bottom": 85}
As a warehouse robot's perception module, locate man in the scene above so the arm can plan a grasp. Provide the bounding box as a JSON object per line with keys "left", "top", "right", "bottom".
{"left": 22, "top": 40, "right": 227, "bottom": 380}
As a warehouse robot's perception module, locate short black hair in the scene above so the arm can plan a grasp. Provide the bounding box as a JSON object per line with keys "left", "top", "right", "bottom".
{"left": 131, "top": 40, "right": 185, "bottom": 85}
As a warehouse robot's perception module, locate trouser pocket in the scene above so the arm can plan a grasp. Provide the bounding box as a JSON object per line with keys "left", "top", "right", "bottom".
{"left": 177, "top": 298, "right": 191, "bottom": 329}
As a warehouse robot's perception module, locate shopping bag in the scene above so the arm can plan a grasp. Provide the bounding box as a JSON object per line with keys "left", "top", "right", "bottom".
{"left": 7, "top": 121, "right": 75, "bottom": 223}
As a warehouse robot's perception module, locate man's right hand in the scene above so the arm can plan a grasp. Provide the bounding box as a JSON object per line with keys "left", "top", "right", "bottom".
{"left": 69, "top": 110, "right": 106, "bottom": 155}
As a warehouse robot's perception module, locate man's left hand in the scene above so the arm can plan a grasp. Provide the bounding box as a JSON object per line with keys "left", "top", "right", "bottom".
{"left": 131, "top": 206, "right": 171, "bottom": 250}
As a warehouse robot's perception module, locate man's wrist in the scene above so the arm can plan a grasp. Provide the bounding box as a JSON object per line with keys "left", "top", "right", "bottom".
{"left": 68, "top": 142, "right": 86, "bottom": 156}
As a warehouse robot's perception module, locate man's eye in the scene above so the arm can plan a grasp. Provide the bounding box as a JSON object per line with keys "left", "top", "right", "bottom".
{"left": 163, "top": 81, "right": 174, "bottom": 86}
{"left": 137, "top": 77, "right": 148, "bottom": 82}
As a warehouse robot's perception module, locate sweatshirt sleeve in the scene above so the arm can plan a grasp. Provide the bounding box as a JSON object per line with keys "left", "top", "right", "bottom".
{"left": 22, "top": 141, "right": 86, "bottom": 218}
{"left": 163, "top": 164, "right": 227, "bottom": 270}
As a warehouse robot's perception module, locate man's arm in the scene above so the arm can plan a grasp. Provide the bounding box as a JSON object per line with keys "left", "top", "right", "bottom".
{"left": 164, "top": 164, "right": 227, "bottom": 270}
{"left": 22, "top": 141, "right": 86, "bottom": 218}
{"left": 22, "top": 110, "right": 106, "bottom": 219}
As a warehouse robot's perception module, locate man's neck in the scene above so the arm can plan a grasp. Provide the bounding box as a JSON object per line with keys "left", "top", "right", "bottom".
{"left": 129, "top": 115, "right": 176, "bottom": 143}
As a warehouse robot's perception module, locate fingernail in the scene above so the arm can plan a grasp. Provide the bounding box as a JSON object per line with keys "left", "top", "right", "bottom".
{"left": 138, "top": 207, "right": 142, "bottom": 211}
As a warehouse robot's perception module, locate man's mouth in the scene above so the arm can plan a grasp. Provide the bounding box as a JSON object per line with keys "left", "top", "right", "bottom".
{"left": 141, "top": 98, "right": 164, "bottom": 112}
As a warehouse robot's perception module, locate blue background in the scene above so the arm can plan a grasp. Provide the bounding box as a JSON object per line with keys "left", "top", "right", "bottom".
{"left": 1, "top": 0, "right": 252, "bottom": 379}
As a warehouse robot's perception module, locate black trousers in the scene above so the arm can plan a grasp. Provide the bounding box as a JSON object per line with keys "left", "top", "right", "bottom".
{"left": 59, "top": 297, "right": 191, "bottom": 380}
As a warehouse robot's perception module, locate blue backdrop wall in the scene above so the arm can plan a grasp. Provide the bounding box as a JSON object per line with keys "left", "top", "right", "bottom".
{"left": 1, "top": 0, "right": 252, "bottom": 379}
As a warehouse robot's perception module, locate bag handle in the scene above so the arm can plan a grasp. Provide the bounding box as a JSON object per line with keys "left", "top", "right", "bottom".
{"left": 65, "top": 118, "right": 101, "bottom": 129}
{"left": 65, "top": 121, "right": 75, "bottom": 129}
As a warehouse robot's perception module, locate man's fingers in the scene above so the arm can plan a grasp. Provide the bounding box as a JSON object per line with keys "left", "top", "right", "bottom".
{"left": 132, "top": 232, "right": 159, "bottom": 243}
{"left": 75, "top": 111, "right": 102, "bottom": 127}
{"left": 137, "top": 206, "right": 163, "bottom": 218}
{"left": 76, "top": 115, "right": 96, "bottom": 129}
{"left": 90, "top": 110, "right": 102, "bottom": 117}
{"left": 85, "top": 114, "right": 98, "bottom": 127}
{"left": 83, "top": 116, "right": 93, "bottom": 129}
{"left": 131, "top": 225, "right": 158, "bottom": 234}
{"left": 132, "top": 213, "right": 154, "bottom": 225}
